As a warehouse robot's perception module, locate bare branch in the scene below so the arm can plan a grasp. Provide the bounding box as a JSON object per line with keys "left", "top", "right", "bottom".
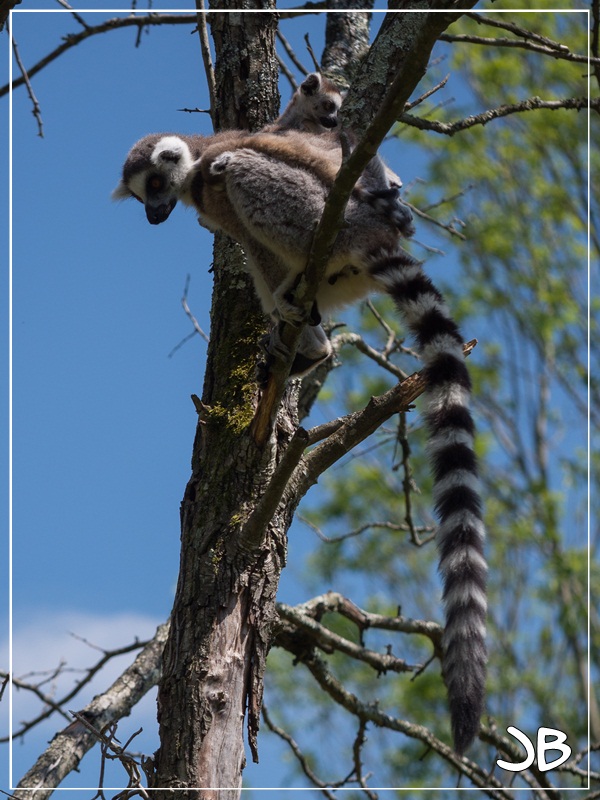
{"left": 440, "top": 28, "right": 598, "bottom": 66}
{"left": 278, "top": 591, "right": 443, "bottom": 650}
{"left": 366, "top": 299, "right": 399, "bottom": 357}
{"left": 403, "top": 196, "right": 469, "bottom": 240}
{"left": 278, "top": 602, "right": 422, "bottom": 675}
{"left": 293, "top": 341, "right": 477, "bottom": 498}
{"left": 276, "top": 641, "right": 513, "bottom": 797}
{"left": 332, "top": 331, "right": 410, "bottom": 380}
{"left": 463, "top": 11, "right": 577, "bottom": 52}
{"left": 299, "top": 515, "right": 434, "bottom": 545}
{"left": 54, "top": 0, "right": 90, "bottom": 31}
{"left": 1, "top": 14, "right": 198, "bottom": 98}
{"left": 13, "top": 623, "right": 168, "bottom": 799}
{"left": 2, "top": 636, "right": 152, "bottom": 744}
{"left": 351, "top": 719, "right": 377, "bottom": 800}
{"left": 395, "top": 411, "right": 436, "bottom": 547}
{"left": 69, "top": 714, "right": 150, "bottom": 800}
{"left": 238, "top": 426, "right": 310, "bottom": 554}
{"left": 275, "top": 52, "right": 298, "bottom": 92}
{"left": 2, "top": 674, "right": 72, "bottom": 729}
{"left": 400, "top": 95, "right": 597, "bottom": 137}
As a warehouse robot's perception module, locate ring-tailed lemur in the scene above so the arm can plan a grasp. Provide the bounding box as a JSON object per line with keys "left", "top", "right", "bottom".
{"left": 265, "top": 72, "right": 413, "bottom": 234}
{"left": 113, "top": 126, "right": 486, "bottom": 755}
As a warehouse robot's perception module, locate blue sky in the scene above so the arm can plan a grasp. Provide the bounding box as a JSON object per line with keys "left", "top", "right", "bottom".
{"left": 2, "top": 7, "right": 414, "bottom": 794}
{"left": 2, "top": 4, "right": 591, "bottom": 797}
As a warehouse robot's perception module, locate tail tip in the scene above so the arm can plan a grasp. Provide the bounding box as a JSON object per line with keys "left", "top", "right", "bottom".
{"left": 451, "top": 705, "right": 483, "bottom": 757}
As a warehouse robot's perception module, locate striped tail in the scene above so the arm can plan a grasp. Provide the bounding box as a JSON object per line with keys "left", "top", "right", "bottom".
{"left": 368, "top": 247, "right": 487, "bottom": 755}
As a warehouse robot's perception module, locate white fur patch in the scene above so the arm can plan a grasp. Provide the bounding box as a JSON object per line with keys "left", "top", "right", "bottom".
{"left": 421, "top": 333, "right": 465, "bottom": 362}
{"left": 436, "top": 509, "right": 486, "bottom": 547}
{"left": 151, "top": 135, "right": 192, "bottom": 167}
{"left": 443, "top": 616, "right": 487, "bottom": 651}
{"left": 425, "top": 383, "right": 471, "bottom": 414}
{"left": 123, "top": 172, "right": 147, "bottom": 203}
{"left": 433, "top": 469, "right": 481, "bottom": 503}
{"left": 443, "top": 580, "right": 487, "bottom": 613}
{"left": 438, "top": 543, "right": 488, "bottom": 578}
{"left": 427, "top": 427, "right": 475, "bottom": 453}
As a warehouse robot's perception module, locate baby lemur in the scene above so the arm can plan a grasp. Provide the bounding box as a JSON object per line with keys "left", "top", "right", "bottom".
{"left": 113, "top": 113, "right": 486, "bottom": 756}
{"left": 265, "top": 72, "right": 413, "bottom": 234}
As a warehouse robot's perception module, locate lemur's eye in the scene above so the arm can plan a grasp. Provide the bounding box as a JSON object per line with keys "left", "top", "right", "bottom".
{"left": 149, "top": 175, "right": 163, "bottom": 191}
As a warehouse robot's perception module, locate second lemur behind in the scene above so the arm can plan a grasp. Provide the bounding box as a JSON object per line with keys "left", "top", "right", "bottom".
{"left": 265, "top": 72, "right": 414, "bottom": 236}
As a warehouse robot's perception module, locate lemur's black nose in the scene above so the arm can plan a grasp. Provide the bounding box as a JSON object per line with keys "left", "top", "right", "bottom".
{"left": 145, "top": 199, "right": 177, "bottom": 225}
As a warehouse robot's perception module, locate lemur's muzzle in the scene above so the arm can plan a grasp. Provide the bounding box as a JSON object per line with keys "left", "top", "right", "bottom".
{"left": 145, "top": 199, "right": 177, "bottom": 225}
{"left": 319, "top": 116, "right": 337, "bottom": 129}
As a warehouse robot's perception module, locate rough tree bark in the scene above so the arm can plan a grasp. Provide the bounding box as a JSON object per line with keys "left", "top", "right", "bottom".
{"left": 147, "top": 8, "right": 283, "bottom": 798}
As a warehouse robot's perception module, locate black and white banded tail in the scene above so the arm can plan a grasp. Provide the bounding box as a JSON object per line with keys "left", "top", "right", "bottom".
{"left": 369, "top": 248, "right": 487, "bottom": 755}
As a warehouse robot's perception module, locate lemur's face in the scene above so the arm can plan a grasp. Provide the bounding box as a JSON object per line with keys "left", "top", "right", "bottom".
{"left": 314, "top": 96, "right": 340, "bottom": 129}
{"left": 113, "top": 135, "right": 194, "bottom": 225}
{"left": 128, "top": 166, "right": 179, "bottom": 225}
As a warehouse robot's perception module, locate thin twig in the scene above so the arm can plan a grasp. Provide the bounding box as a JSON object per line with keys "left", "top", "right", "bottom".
{"left": 54, "top": 0, "right": 91, "bottom": 30}
{"left": 403, "top": 198, "right": 468, "bottom": 240}
{"left": 194, "top": 0, "right": 215, "bottom": 127}
{"left": 366, "top": 299, "right": 397, "bottom": 357}
{"left": 262, "top": 705, "right": 339, "bottom": 799}
{"left": 70, "top": 714, "right": 150, "bottom": 800}
{"left": 405, "top": 74, "right": 450, "bottom": 111}
{"left": 10, "top": 29, "right": 44, "bottom": 137}
{"left": 299, "top": 515, "right": 434, "bottom": 545}
{"left": 168, "top": 274, "right": 210, "bottom": 359}
{"left": 277, "top": 29, "right": 309, "bottom": 77}
{"left": 303, "top": 32, "right": 320, "bottom": 72}
{"left": 395, "top": 411, "right": 435, "bottom": 547}
{"left": 351, "top": 719, "right": 378, "bottom": 800}
{"left": 464, "top": 11, "right": 574, "bottom": 52}
{"left": 276, "top": 52, "right": 298, "bottom": 91}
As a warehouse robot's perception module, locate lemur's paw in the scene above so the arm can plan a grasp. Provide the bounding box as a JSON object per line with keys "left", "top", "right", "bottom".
{"left": 273, "top": 289, "right": 307, "bottom": 326}
{"left": 257, "top": 322, "right": 332, "bottom": 384}
{"left": 209, "top": 152, "right": 233, "bottom": 176}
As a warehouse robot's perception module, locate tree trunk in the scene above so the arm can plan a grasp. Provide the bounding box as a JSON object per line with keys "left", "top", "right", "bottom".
{"left": 149, "top": 8, "right": 284, "bottom": 797}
